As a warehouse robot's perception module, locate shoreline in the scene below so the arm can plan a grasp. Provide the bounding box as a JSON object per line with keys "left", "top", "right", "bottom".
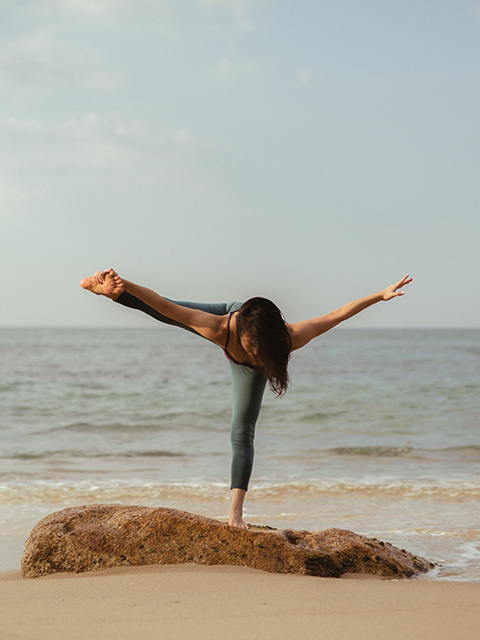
{"left": 2, "top": 565, "right": 480, "bottom": 640}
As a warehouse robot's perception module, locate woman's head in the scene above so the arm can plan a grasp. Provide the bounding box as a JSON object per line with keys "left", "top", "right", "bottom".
{"left": 236, "top": 297, "right": 291, "bottom": 396}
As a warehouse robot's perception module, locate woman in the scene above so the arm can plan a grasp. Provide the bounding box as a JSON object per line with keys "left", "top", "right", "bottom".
{"left": 80, "top": 269, "right": 412, "bottom": 529}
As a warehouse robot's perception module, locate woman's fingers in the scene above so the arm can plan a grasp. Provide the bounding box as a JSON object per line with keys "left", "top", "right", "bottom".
{"left": 94, "top": 269, "right": 113, "bottom": 284}
{"left": 395, "top": 274, "right": 412, "bottom": 291}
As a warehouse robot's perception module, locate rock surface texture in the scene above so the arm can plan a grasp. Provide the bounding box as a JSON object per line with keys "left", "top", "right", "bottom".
{"left": 21, "top": 505, "right": 434, "bottom": 579}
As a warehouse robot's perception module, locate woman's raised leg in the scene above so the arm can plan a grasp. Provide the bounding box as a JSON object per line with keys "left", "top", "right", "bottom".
{"left": 80, "top": 269, "right": 229, "bottom": 333}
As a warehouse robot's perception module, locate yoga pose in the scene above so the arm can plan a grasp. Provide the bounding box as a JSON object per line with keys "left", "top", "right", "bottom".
{"left": 80, "top": 269, "right": 412, "bottom": 529}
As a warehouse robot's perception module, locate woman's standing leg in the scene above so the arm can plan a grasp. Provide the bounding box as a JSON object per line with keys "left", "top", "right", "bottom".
{"left": 117, "top": 292, "right": 266, "bottom": 527}
{"left": 116, "top": 292, "right": 267, "bottom": 528}
{"left": 228, "top": 363, "right": 267, "bottom": 528}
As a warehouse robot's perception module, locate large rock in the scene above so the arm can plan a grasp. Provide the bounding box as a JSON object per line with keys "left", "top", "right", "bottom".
{"left": 21, "top": 505, "right": 434, "bottom": 579}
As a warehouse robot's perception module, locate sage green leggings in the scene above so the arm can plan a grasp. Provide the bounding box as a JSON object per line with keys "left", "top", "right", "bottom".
{"left": 115, "top": 292, "right": 267, "bottom": 491}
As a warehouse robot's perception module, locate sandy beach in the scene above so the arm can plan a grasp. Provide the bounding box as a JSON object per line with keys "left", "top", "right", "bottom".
{"left": 1, "top": 565, "right": 479, "bottom": 640}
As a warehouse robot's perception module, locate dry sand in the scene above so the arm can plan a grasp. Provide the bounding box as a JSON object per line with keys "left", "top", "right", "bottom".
{"left": 1, "top": 565, "right": 479, "bottom": 640}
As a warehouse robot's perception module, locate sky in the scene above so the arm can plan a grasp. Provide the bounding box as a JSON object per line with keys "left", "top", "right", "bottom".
{"left": 1, "top": 0, "right": 479, "bottom": 328}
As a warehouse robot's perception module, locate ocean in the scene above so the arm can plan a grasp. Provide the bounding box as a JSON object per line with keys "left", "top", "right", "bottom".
{"left": 1, "top": 326, "right": 479, "bottom": 580}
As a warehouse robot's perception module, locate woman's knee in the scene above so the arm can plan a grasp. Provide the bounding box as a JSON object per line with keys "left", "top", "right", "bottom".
{"left": 230, "top": 419, "right": 255, "bottom": 451}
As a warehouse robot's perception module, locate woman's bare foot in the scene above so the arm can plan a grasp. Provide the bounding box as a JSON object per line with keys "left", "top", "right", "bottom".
{"left": 80, "top": 269, "right": 124, "bottom": 300}
{"left": 228, "top": 513, "right": 249, "bottom": 530}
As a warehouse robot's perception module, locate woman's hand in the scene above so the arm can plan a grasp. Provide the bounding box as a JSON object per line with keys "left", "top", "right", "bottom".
{"left": 94, "top": 268, "right": 118, "bottom": 284}
{"left": 381, "top": 274, "right": 413, "bottom": 301}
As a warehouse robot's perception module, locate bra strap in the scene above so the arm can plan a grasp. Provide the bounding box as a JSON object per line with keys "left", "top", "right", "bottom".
{"left": 225, "top": 312, "right": 233, "bottom": 351}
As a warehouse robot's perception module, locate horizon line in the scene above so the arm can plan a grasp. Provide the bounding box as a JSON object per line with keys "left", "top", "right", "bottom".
{"left": 1, "top": 325, "right": 479, "bottom": 331}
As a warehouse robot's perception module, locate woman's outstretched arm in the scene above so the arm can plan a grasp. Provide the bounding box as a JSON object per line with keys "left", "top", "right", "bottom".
{"left": 288, "top": 274, "right": 413, "bottom": 351}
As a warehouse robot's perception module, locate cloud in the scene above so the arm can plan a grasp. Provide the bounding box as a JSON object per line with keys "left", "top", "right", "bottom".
{"left": 1, "top": 0, "right": 257, "bottom": 100}
{"left": 297, "top": 69, "right": 310, "bottom": 86}
{"left": 213, "top": 56, "right": 258, "bottom": 81}
{"left": 11, "top": 0, "right": 255, "bottom": 31}
{"left": 0, "top": 28, "right": 124, "bottom": 94}
{"left": 0, "top": 112, "right": 206, "bottom": 223}
{"left": 195, "top": 0, "right": 254, "bottom": 30}
{"left": 0, "top": 113, "right": 197, "bottom": 172}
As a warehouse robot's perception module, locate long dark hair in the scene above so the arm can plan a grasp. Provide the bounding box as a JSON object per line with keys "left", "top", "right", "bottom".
{"left": 236, "top": 297, "right": 292, "bottom": 397}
